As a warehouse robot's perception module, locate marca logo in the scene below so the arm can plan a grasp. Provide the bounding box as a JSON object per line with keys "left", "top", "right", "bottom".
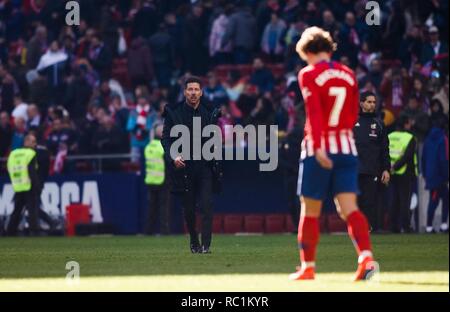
{"left": 0, "top": 181, "right": 103, "bottom": 222}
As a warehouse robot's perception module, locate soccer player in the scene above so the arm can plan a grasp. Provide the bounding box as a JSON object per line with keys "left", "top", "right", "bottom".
{"left": 289, "top": 27, "right": 375, "bottom": 281}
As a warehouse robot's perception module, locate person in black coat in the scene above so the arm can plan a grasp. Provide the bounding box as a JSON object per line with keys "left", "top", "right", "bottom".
{"left": 353, "top": 91, "right": 391, "bottom": 231}
{"left": 0, "top": 111, "right": 12, "bottom": 157}
{"left": 161, "top": 76, "right": 222, "bottom": 254}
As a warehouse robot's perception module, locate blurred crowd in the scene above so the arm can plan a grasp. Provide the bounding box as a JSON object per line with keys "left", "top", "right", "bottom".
{"left": 0, "top": 0, "right": 448, "bottom": 173}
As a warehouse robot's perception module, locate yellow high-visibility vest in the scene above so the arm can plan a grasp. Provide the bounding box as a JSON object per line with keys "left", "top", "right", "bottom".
{"left": 7, "top": 148, "right": 36, "bottom": 192}
{"left": 144, "top": 139, "right": 165, "bottom": 185}
{"left": 388, "top": 131, "right": 418, "bottom": 175}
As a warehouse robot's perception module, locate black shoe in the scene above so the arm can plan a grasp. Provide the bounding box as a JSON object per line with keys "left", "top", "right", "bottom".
{"left": 201, "top": 246, "right": 211, "bottom": 254}
{"left": 190, "top": 243, "right": 201, "bottom": 254}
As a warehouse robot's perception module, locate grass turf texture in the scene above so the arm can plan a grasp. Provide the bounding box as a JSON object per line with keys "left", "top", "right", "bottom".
{"left": 0, "top": 234, "right": 448, "bottom": 292}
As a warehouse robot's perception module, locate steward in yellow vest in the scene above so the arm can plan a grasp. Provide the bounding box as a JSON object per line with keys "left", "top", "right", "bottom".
{"left": 144, "top": 139, "right": 165, "bottom": 186}
{"left": 388, "top": 115, "right": 418, "bottom": 233}
{"left": 144, "top": 125, "right": 171, "bottom": 235}
{"left": 6, "top": 134, "right": 40, "bottom": 236}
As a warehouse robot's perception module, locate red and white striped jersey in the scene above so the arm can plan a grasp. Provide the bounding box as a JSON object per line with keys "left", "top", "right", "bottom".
{"left": 298, "top": 61, "right": 359, "bottom": 159}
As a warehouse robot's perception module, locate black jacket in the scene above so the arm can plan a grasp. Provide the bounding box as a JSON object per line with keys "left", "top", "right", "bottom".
{"left": 353, "top": 112, "right": 390, "bottom": 176}
{"left": 36, "top": 145, "right": 50, "bottom": 190}
{"left": 161, "top": 100, "right": 222, "bottom": 194}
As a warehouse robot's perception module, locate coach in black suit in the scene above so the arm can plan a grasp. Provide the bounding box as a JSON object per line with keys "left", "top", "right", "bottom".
{"left": 162, "top": 76, "right": 222, "bottom": 254}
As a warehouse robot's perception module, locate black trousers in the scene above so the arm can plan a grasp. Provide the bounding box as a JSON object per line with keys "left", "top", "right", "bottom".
{"left": 7, "top": 189, "right": 39, "bottom": 236}
{"left": 146, "top": 184, "right": 171, "bottom": 235}
{"left": 38, "top": 186, "right": 55, "bottom": 229}
{"left": 358, "top": 174, "right": 380, "bottom": 231}
{"left": 285, "top": 173, "right": 300, "bottom": 230}
{"left": 390, "top": 174, "right": 414, "bottom": 233}
{"left": 181, "top": 163, "right": 214, "bottom": 248}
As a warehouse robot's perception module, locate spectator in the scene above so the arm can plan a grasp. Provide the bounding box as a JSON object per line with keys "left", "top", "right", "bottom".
{"left": 281, "top": 0, "right": 301, "bottom": 24}
{"left": 87, "top": 34, "right": 113, "bottom": 79}
{"left": 149, "top": 23, "right": 174, "bottom": 89}
{"left": 222, "top": 3, "right": 257, "bottom": 64}
{"left": 203, "top": 72, "right": 228, "bottom": 108}
{"left": 0, "top": 63, "right": 16, "bottom": 112}
{"left": 127, "top": 96, "right": 156, "bottom": 163}
{"left": 128, "top": 36, "right": 154, "bottom": 89}
{"left": 432, "top": 75, "right": 449, "bottom": 115}
{"left": 63, "top": 66, "right": 93, "bottom": 121}
{"left": 380, "top": 67, "right": 411, "bottom": 118}
{"left": 36, "top": 40, "right": 68, "bottom": 106}
{"left": 411, "top": 77, "right": 430, "bottom": 111}
{"left": 321, "top": 9, "right": 339, "bottom": 36}
{"left": 11, "top": 116, "right": 26, "bottom": 150}
{"left": 26, "top": 25, "right": 47, "bottom": 69}
{"left": 224, "top": 70, "right": 247, "bottom": 103}
{"left": 236, "top": 84, "right": 258, "bottom": 123}
{"left": 182, "top": 4, "right": 209, "bottom": 76}
{"left": 422, "top": 117, "right": 449, "bottom": 233}
{"left": 429, "top": 99, "right": 448, "bottom": 132}
{"left": 27, "top": 104, "right": 41, "bottom": 129}
{"left": 46, "top": 118, "right": 78, "bottom": 157}
{"left": 421, "top": 26, "right": 448, "bottom": 65}
{"left": 132, "top": 0, "right": 158, "bottom": 39}
{"left": 110, "top": 95, "right": 130, "bottom": 131}
{"left": 246, "top": 95, "right": 275, "bottom": 126}
{"left": 399, "top": 25, "right": 424, "bottom": 69}
{"left": 11, "top": 95, "right": 28, "bottom": 122}
{"left": 92, "top": 115, "right": 127, "bottom": 155}
{"left": 403, "top": 96, "right": 430, "bottom": 141}
{"left": 382, "top": 1, "right": 406, "bottom": 60}
{"left": 302, "top": 0, "right": 322, "bottom": 27}
{"left": 209, "top": 5, "right": 233, "bottom": 65}
{"left": 0, "top": 111, "right": 12, "bottom": 157}
{"left": 250, "top": 58, "right": 275, "bottom": 94}
{"left": 339, "top": 11, "right": 362, "bottom": 67}
{"left": 261, "top": 13, "right": 286, "bottom": 63}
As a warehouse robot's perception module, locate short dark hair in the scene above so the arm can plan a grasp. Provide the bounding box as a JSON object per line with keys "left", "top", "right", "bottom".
{"left": 396, "top": 114, "right": 412, "bottom": 129}
{"left": 184, "top": 76, "right": 203, "bottom": 89}
{"left": 360, "top": 91, "right": 376, "bottom": 103}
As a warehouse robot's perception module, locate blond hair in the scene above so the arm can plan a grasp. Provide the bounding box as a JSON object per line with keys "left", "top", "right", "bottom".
{"left": 296, "top": 26, "right": 337, "bottom": 61}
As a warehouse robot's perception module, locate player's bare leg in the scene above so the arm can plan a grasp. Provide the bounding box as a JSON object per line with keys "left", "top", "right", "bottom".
{"left": 336, "top": 193, "right": 375, "bottom": 281}
{"left": 289, "top": 197, "right": 322, "bottom": 280}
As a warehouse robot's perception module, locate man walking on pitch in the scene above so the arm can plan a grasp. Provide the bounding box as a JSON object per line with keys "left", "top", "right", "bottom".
{"left": 161, "top": 76, "right": 222, "bottom": 254}
{"left": 290, "top": 27, "right": 375, "bottom": 281}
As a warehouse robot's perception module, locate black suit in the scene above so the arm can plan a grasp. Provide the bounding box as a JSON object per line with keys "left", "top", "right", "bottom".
{"left": 161, "top": 100, "right": 222, "bottom": 249}
{"left": 354, "top": 112, "right": 390, "bottom": 231}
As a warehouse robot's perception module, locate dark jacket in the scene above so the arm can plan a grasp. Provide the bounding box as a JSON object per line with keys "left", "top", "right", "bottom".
{"left": 0, "top": 124, "right": 12, "bottom": 157}
{"left": 36, "top": 145, "right": 50, "bottom": 189}
{"left": 161, "top": 100, "right": 222, "bottom": 194}
{"left": 148, "top": 31, "right": 174, "bottom": 66}
{"left": 222, "top": 8, "right": 257, "bottom": 50}
{"left": 353, "top": 112, "right": 390, "bottom": 176}
{"left": 421, "top": 127, "right": 449, "bottom": 189}
{"left": 420, "top": 41, "right": 448, "bottom": 65}
{"left": 128, "top": 37, "right": 154, "bottom": 82}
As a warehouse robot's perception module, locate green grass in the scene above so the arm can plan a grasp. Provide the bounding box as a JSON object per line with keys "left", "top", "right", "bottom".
{"left": 0, "top": 234, "right": 448, "bottom": 291}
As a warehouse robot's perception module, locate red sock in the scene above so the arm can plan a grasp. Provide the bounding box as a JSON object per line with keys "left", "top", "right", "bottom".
{"left": 347, "top": 211, "right": 372, "bottom": 255}
{"left": 298, "top": 216, "right": 320, "bottom": 264}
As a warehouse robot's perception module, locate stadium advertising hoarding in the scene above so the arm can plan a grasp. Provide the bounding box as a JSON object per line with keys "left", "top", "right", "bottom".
{"left": 0, "top": 173, "right": 142, "bottom": 234}
{"left": 0, "top": 160, "right": 288, "bottom": 235}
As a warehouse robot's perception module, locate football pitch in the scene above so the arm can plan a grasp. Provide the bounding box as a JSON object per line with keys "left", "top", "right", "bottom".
{"left": 0, "top": 234, "right": 448, "bottom": 292}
